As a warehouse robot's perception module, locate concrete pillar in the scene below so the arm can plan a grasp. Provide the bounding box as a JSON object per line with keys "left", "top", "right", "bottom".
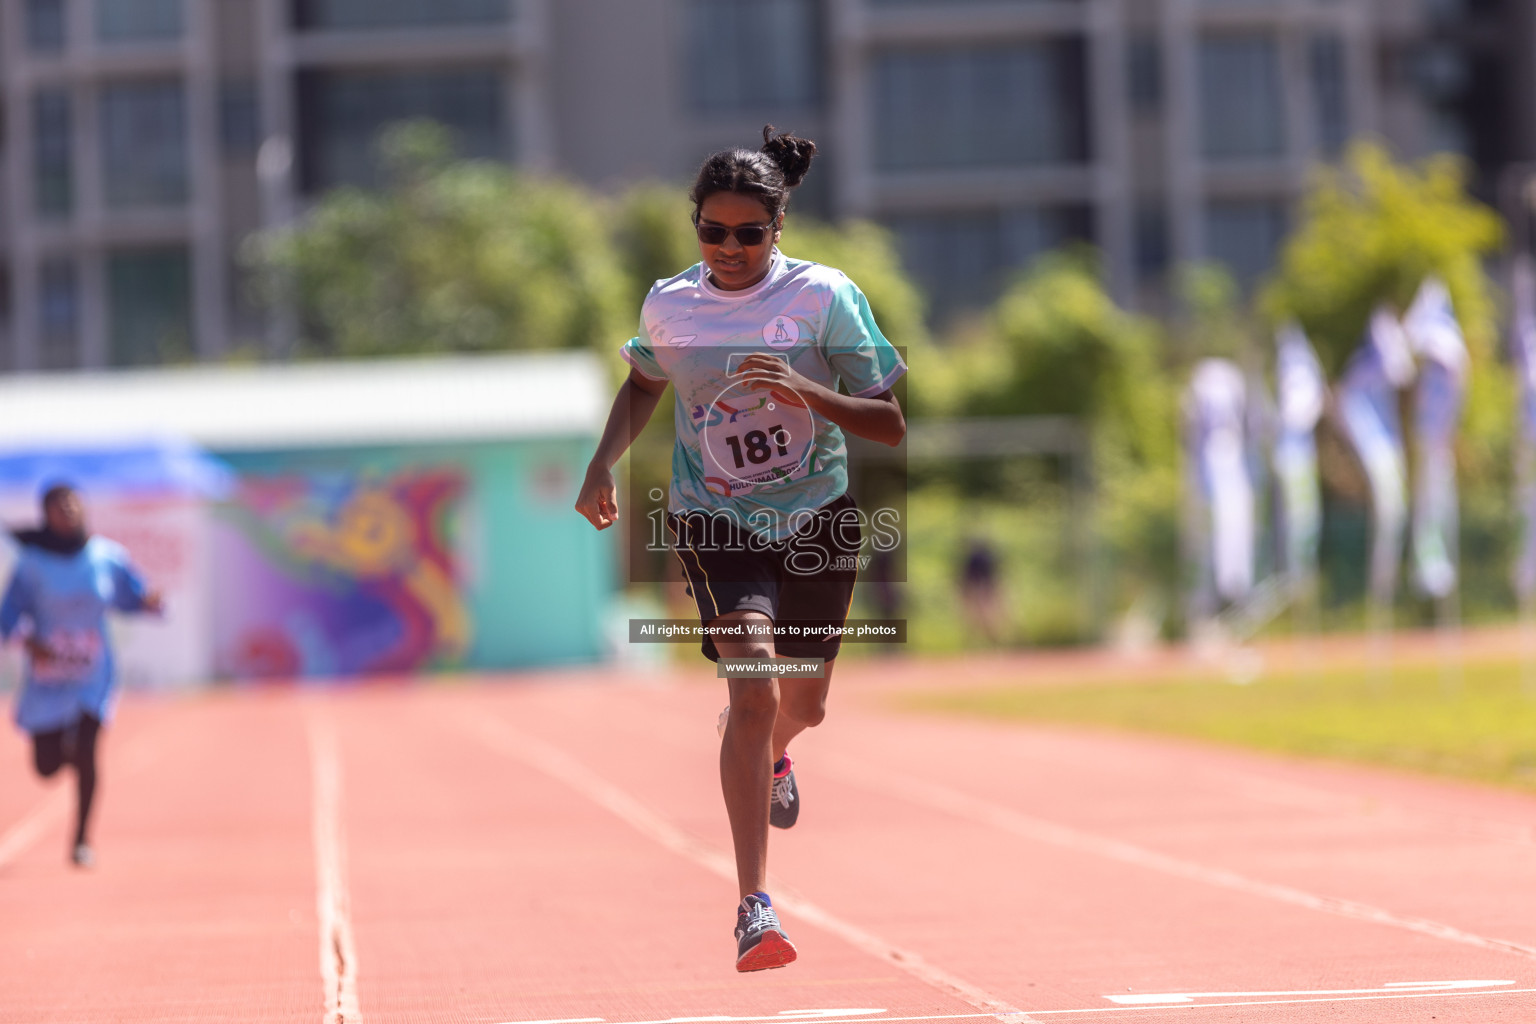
{"left": 827, "top": 0, "right": 871, "bottom": 220}
{"left": 512, "top": 0, "right": 553, "bottom": 172}
{"left": 1088, "top": 0, "right": 1133, "bottom": 304}
{"left": 187, "top": 0, "right": 227, "bottom": 359}
{"left": 1162, "top": 0, "right": 1203, "bottom": 266}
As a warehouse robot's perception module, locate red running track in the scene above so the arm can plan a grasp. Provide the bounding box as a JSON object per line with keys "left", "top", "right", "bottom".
{"left": 1, "top": 663, "right": 1534, "bottom": 1023}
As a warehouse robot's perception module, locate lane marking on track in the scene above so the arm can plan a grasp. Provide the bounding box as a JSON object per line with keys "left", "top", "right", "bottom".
{"left": 0, "top": 786, "right": 72, "bottom": 871}
{"left": 307, "top": 710, "right": 362, "bottom": 1024}
{"left": 827, "top": 762, "right": 1536, "bottom": 961}
{"left": 491, "top": 984, "right": 1536, "bottom": 1024}
{"left": 497, "top": 1012, "right": 888, "bottom": 1024}
{"left": 456, "top": 712, "right": 1039, "bottom": 1023}
{"left": 1101, "top": 978, "right": 1513, "bottom": 1004}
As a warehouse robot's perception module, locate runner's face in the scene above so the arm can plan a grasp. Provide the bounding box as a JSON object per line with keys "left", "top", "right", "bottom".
{"left": 697, "top": 192, "right": 780, "bottom": 292}
{"left": 45, "top": 491, "right": 85, "bottom": 535}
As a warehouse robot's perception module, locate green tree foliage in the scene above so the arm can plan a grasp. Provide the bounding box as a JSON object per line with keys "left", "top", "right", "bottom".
{"left": 247, "top": 122, "right": 631, "bottom": 357}
{"left": 920, "top": 253, "right": 1182, "bottom": 630}
{"left": 1262, "top": 142, "right": 1503, "bottom": 374}
{"left": 612, "top": 184, "right": 698, "bottom": 322}
{"left": 1263, "top": 143, "right": 1515, "bottom": 618}
{"left": 926, "top": 252, "right": 1171, "bottom": 457}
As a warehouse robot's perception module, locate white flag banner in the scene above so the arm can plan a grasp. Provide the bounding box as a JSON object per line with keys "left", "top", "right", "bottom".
{"left": 1273, "top": 324, "right": 1326, "bottom": 581}
{"left": 1402, "top": 277, "right": 1468, "bottom": 600}
{"left": 1511, "top": 257, "right": 1536, "bottom": 601}
{"left": 1336, "top": 306, "right": 1413, "bottom": 605}
{"left": 1185, "top": 358, "right": 1255, "bottom": 604}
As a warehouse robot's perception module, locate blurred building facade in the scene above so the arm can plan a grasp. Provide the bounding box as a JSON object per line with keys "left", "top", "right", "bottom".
{"left": 1, "top": 0, "right": 1533, "bottom": 370}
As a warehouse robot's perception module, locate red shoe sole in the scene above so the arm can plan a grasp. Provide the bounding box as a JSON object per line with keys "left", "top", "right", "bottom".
{"left": 736, "top": 930, "right": 798, "bottom": 972}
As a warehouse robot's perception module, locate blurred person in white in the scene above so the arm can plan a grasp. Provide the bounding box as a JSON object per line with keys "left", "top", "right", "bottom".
{"left": 1183, "top": 357, "right": 1256, "bottom": 632}
{"left": 1401, "top": 278, "right": 1469, "bottom": 603}
{"left": 1273, "top": 324, "right": 1326, "bottom": 594}
{"left": 2, "top": 484, "right": 163, "bottom": 868}
{"left": 1336, "top": 307, "right": 1415, "bottom": 611}
{"left": 575, "top": 126, "right": 906, "bottom": 972}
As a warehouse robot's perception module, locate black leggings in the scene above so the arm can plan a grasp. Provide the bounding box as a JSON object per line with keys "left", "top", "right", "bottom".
{"left": 32, "top": 714, "right": 101, "bottom": 846}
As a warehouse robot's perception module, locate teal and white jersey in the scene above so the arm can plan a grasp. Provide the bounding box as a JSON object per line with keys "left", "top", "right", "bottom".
{"left": 622, "top": 251, "right": 906, "bottom": 541}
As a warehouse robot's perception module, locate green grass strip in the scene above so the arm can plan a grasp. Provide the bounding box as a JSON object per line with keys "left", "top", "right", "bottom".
{"left": 903, "top": 659, "right": 1536, "bottom": 793}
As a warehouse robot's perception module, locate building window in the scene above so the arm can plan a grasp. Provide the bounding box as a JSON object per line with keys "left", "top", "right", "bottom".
{"left": 96, "top": 0, "right": 183, "bottom": 42}
{"left": 1205, "top": 200, "right": 1286, "bottom": 286}
{"left": 1310, "top": 34, "right": 1348, "bottom": 159}
{"left": 39, "top": 258, "right": 79, "bottom": 371}
{"left": 108, "top": 247, "right": 193, "bottom": 367}
{"left": 1198, "top": 34, "right": 1284, "bottom": 161}
{"left": 296, "top": 68, "right": 507, "bottom": 194}
{"left": 220, "top": 80, "right": 262, "bottom": 157}
{"left": 886, "top": 205, "right": 1092, "bottom": 322}
{"left": 685, "top": 0, "right": 823, "bottom": 113}
{"left": 26, "top": 0, "right": 67, "bottom": 52}
{"left": 1134, "top": 203, "right": 1169, "bottom": 283}
{"left": 293, "top": 0, "right": 511, "bottom": 30}
{"left": 101, "top": 79, "right": 189, "bottom": 208}
{"left": 32, "top": 90, "right": 73, "bottom": 219}
{"left": 1127, "top": 34, "right": 1161, "bottom": 115}
{"left": 874, "top": 42, "right": 1089, "bottom": 172}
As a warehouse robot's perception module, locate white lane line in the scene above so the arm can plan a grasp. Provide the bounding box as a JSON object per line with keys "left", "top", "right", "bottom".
{"left": 827, "top": 762, "right": 1536, "bottom": 961}
{"left": 491, "top": 984, "right": 1536, "bottom": 1024}
{"left": 0, "top": 785, "right": 71, "bottom": 870}
{"left": 456, "top": 712, "right": 1039, "bottom": 1024}
{"left": 1102, "top": 978, "right": 1513, "bottom": 1004}
{"left": 307, "top": 710, "right": 362, "bottom": 1024}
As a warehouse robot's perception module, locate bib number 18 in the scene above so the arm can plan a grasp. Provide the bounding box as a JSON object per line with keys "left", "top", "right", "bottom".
{"left": 723, "top": 426, "right": 789, "bottom": 469}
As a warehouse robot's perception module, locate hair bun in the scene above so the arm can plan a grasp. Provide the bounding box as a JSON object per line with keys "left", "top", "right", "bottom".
{"left": 761, "top": 125, "right": 817, "bottom": 189}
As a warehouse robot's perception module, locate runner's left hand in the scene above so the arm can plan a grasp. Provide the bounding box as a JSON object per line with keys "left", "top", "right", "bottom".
{"left": 142, "top": 591, "right": 166, "bottom": 616}
{"left": 734, "top": 354, "right": 812, "bottom": 406}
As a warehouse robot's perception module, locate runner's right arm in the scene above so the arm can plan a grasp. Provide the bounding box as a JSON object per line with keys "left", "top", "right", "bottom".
{"left": 575, "top": 367, "right": 669, "bottom": 530}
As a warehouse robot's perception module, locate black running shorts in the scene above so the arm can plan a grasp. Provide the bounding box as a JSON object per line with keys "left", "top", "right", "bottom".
{"left": 668, "top": 492, "right": 861, "bottom": 662}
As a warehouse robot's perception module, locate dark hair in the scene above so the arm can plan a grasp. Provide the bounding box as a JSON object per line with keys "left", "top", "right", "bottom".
{"left": 689, "top": 125, "right": 818, "bottom": 223}
{"left": 41, "top": 482, "right": 77, "bottom": 510}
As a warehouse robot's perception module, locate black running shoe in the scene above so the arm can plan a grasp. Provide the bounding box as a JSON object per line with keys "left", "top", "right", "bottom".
{"left": 769, "top": 755, "right": 799, "bottom": 829}
{"left": 735, "top": 892, "right": 796, "bottom": 971}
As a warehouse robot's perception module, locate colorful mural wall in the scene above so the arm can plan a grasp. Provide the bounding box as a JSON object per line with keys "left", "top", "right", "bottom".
{"left": 213, "top": 468, "right": 470, "bottom": 678}
{"left": 210, "top": 438, "right": 609, "bottom": 680}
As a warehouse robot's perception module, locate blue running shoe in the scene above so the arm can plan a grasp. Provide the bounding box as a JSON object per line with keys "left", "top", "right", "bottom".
{"left": 769, "top": 755, "right": 799, "bottom": 829}
{"left": 734, "top": 892, "right": 797, "bottom": 971}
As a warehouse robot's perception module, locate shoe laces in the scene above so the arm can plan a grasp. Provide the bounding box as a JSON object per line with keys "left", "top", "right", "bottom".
{"left": 739, "top": 897, "right": 777, "bottom": 933}
{"left": 772, "top": 771, "right": 795, "bottom": 809}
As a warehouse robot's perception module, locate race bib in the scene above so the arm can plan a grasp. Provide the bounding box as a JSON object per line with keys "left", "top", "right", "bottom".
{"left": 698, "top": 378, "right": 817, "bottom": 498}
{"left": 32, "top": 628, "right": 103, "bottom": 685}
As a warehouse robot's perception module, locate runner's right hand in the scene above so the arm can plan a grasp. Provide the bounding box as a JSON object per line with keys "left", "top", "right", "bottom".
{"left": 575, "top": 464, "right": 620, "bottom": 530}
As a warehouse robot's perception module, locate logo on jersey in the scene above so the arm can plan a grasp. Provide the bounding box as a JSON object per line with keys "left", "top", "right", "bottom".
{"left": 762, "top": 315, "right": 801, "bottom": 349}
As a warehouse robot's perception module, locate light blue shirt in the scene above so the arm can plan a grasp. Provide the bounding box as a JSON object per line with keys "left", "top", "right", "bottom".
{"left": 1, "top": 537, "right": 151, "bottom": 733}
{"left": 622, "top": 252, "right": 907, "bottom": 541}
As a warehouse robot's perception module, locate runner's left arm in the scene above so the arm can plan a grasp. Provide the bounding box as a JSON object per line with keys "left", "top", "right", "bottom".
{"left": 736, "top": 276, "right": 907, "bottom": 446}
{"left": 735, "top": 356, "right": 904, "bottom": 446}
{"left": 108, "top": 551, "right": 163, "bottom": 615}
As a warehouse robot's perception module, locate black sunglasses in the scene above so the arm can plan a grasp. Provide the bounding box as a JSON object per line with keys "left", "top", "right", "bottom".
{"left": 693, "top": 216, "right": 777, "bottom": 247}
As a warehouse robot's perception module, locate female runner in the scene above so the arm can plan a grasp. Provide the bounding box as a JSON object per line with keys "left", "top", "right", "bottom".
{"left": 575, "top": 126, "right": 906, "bottom": 971}
{"left": 3, "top": 484, "right": 163, "bottom": 867}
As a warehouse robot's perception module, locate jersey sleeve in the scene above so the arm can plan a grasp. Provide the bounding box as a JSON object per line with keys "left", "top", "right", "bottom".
{"left": 106, "top": 546, "right": 151, "bottom": 612}
{"left": 620, "top": 290, "right": 669, "bottom": 383}
{"left": 822, "top": 278, "right": 908, "bottom": 397}
{"left": 0, "top": 566, "right": 33, "bottom": 640}
{"left": 619, "top": 335, "right": 667, "bottom": 382}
